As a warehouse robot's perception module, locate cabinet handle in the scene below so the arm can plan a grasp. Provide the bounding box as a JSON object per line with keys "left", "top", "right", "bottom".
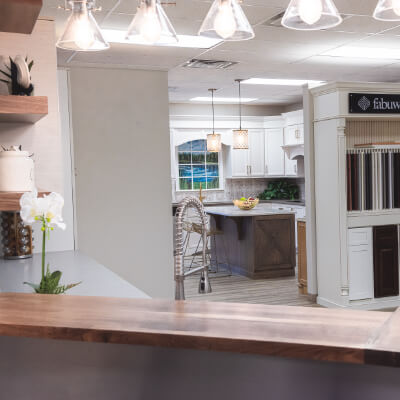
{"left": 265, "top": 164, "right": 268, "bottom": 174}
{"left": 294, "top": 164, "right": 297, "bottom": 174}
{"left": 250, "top": 166, "right": 252, "bottom": 175}
{"left": 295, "top": 129, "right": 301, "bottom": 139}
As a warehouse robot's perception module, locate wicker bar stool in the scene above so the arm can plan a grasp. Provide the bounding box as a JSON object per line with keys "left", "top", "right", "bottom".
{"left": 189, "top": 222, "right": 231, "bottom": 275}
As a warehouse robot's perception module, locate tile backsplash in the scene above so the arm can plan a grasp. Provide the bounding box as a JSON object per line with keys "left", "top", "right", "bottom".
{"left": 172, "top": 177, "right": 306, "bottom": 203}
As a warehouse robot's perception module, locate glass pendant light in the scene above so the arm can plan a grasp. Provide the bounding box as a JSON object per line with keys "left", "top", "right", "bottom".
{"left": 199, "top": 0, "right": 255, "bottom": 41}
{"left": 282, "top": 0, "right": 342, "bottom": 30}
{"left": 233, "top": 79, "right": 249, "bottom": 150}
{"left": 126, "top": 0, "right": 178, "bottom": 44}
{"left": 207, "top": 89, "right": 222, "bottom": 153}
{"left": 374, "top": 0, "right": 400, "bottom": 20}
{"left": 57, "top": 0, "right": 109, "bottom": 51}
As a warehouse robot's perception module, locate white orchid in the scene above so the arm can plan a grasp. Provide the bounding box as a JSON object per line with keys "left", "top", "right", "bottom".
{"left": 20, "top": 188, "right": 66, "bottom": 230}
{"left": 19, "top": 189, "right": 78, "bottom": 294}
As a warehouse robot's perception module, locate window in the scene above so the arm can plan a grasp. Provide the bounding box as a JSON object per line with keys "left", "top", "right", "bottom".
{"left": 178, "top": 139, "right": 220, "bottom": 190}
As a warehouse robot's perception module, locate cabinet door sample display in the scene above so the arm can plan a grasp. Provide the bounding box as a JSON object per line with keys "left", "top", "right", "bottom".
{"left": 373, "top": 225, "right": 399, "bottom": 298}
{"left": 346, "top": 148, "right": 400, "bottom": 212}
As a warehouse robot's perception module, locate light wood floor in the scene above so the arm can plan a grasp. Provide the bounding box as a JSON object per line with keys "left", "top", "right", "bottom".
{"left": 186, "top": 270, "right": 317, "bottom": 307}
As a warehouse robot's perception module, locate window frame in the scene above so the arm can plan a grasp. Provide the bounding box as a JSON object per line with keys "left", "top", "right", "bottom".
{"left": 175, "top": 139, "right": 224, "bottom": 192}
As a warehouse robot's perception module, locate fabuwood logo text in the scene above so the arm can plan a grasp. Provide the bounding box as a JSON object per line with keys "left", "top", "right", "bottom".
{"left": 372, "top": 97, "right": 400, "bottom": 110}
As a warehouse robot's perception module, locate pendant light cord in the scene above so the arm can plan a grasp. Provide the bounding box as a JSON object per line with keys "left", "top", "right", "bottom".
{"left": 238, "top": 80, "right": 242, "bottom": 130}
{"left": 210, "top": 89, "right": 215, "bottom": 134}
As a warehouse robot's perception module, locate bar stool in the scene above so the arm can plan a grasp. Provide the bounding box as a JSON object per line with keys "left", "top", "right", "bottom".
{"left": 189, "top": 222, "right": 231, "bottom": 275}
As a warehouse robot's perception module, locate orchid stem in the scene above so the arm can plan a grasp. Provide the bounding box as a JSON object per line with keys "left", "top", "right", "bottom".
{"left": 41, "top": 219, "right": 46, "bottom": 281}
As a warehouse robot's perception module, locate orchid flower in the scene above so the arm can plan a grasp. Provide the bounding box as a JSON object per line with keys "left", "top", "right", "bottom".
{"left": 20, "top": 189, "right": 66, "bottom": 230}
{"left": 19, "top": 189, "right": 79, "bottom": 294}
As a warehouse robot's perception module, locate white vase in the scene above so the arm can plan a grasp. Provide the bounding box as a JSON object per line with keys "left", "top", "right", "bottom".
{"left": 0, "top": 148, "right": 34, "bottom": 192}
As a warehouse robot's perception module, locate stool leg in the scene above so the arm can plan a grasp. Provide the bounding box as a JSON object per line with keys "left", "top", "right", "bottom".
{"left": 221, "top": 234, "right": 232, "bottom": 276}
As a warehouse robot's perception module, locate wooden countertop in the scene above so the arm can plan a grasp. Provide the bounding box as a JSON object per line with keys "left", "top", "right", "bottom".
{"left": 0, "top": 293, "right": 399, "bottom": 367}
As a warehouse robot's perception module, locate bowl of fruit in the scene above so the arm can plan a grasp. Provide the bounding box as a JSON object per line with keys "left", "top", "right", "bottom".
{"left": 233, "top": 197, "right": 259, "bottom": 210}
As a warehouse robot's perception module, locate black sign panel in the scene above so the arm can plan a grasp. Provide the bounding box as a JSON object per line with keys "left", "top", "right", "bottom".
{"left": 349, "top": 93, "right": 400, "bottom": 114}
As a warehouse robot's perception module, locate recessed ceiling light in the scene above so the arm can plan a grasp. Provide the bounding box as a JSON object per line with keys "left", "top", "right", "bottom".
{"left": 322, "top": 46, "right": 400, "bottom": 60}
{"left": 190, "top": 96, "right": 257, "bottom": 103}
{"left": 102, "top": 29, "right": 223, "bottom": 49}
{"left": 242, "top": 78, "right": 323, "bottom": 86}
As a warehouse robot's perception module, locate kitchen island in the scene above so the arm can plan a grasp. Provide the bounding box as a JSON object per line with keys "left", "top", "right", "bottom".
{"left": 205, "top": 205, "right": 296, "bottom": 279}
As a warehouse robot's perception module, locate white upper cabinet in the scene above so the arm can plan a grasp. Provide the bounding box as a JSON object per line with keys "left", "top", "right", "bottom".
{"left": 249, "top": 130, "right": 265, "bottom": 177}
{"left": 265, "top": 128, "right": 284, "bottom": 176}
{"left": 231, "top": 129, "right": 264, "bottom": 177}
{"left": 284, "top": 124, "right": 304, "bottom": 145}
{"left": 231, "top": 147, "right": 249, "bottom": 177}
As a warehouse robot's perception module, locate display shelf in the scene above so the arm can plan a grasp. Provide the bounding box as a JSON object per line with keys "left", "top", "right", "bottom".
{"left": 0, "top": 191, "right": 49, "bottom": 212}
{"left": 0, "top": 96, "right": 48, "bottom": 123}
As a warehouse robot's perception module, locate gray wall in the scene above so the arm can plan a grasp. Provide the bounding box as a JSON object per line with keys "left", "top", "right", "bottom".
{"left": 69, "top": 67, "right": 173, "bottom": 298}
{"left": 1, "top": 336, "right": 400, "bottom": 400}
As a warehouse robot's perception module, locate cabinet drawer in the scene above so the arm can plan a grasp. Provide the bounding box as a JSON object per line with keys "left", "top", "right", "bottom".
{"left": 348, "top": 227, "right": 372, "bottom": 247}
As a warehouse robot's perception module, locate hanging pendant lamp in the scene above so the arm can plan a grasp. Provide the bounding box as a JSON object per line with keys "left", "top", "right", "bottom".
{"left": 373, "top": 0, "right": 400, "bottom": 20}
{"left": 199, "top": 0, "right": 254, "bottom": 41}
{"left": 282, "top": 0, "right": 342, "bottom": 30}
{"left": 207, "top": 89, "right": 222, "bottom": 153}
{"left": 126, "top": 0, "right": 178, "bottom": 44}
{"left": 57, "top": 0, "right": 109, "bottom": 51}
{"left": 233, "top": 79, "right": 249, "bottom": 150}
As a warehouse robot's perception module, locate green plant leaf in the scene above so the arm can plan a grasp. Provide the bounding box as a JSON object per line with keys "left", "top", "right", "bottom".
{"left": 0, "top": 70, "right": 11, "bottom": 79}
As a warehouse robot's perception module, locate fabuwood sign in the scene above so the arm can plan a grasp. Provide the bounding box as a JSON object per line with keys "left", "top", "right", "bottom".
{"left": 349, "top": 93, "right": 400, "bottom": 114}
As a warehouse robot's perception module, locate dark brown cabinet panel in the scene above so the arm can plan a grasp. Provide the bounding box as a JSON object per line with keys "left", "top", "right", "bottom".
{"left": 373, "top": 225, "right": 399, "bottom": 298}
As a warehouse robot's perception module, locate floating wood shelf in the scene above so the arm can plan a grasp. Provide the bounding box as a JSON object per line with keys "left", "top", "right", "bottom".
{"left": 0, "top": 96, "right": 48, "bottom": 123}
{"left": 0, "top": 191, "right": 49, "bottom": 211}
{"left": 0, "top": 0, "right": 42, "bottom": 34}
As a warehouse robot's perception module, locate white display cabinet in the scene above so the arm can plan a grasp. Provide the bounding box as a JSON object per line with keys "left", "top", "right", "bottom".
{"left": 310, "top": 82, "right": 400, "bottom": 310}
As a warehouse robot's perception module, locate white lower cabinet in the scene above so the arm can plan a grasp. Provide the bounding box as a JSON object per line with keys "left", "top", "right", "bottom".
{"left": 348, "top": 227, "right": 374, "bottom": 301}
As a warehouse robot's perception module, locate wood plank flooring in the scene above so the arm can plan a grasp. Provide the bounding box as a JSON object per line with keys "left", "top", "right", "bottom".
{"left": 186, "top": 271, "right": 317, "bottom": 307}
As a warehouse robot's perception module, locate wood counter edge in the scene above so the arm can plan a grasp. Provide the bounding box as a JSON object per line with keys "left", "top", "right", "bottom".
{"left": 0, "top": 293, "right": 397, "bottom": 368}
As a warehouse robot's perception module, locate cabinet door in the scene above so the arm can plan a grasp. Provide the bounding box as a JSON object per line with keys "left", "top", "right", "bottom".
{"left": 231, "top": 148, "right": 249, "bottom": 177}
{"left": 297, "top": 221, "right": 307, "bottom": 294}
{"left": 373, "top": 225, "right": 399, "bottom": 298}
{"left": 249, "top": 130, "right": 265, "bottom": 176}
{"left": 348, "top": 228, "right": 374, "bottom": 301}
{"left": 284, "top": 155, "right": 298, "bottom": 176}
{"left": 284, "top": 126, "right": 297, "bottom": 145}
{"left": 265, "top": 128, "right": 284, "bottom": 176}
{"left": 297, "top": 124, "right": 304, "bottom": 143}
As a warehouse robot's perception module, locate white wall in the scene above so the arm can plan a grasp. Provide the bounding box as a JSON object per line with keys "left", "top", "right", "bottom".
{"left": 170, "top": 103, "right": 285, "bottom": 117}
{"left": 0, "top": 19, "right": 63, "bottom": 193}
{"left": 69, "top": 67, "right": 173, "bottom": 298}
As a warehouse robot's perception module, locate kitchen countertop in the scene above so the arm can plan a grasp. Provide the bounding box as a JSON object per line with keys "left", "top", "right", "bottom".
{"left": 173, "top": 199, "right": 305, "bottom": 207}
{"left": 0, "top": 251, "right": 149, "bottom": 299}
{"left": 0, "top": 293, "right": 399, "bottom": 368}
{"left": 205, "top": 204, "right": 296, "bottom": 217}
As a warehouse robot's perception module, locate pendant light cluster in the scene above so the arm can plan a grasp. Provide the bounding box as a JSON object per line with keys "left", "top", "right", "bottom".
{"left": 282, "top": 0, "right": 400, "bottom": 31}
{"left": 207, "top": 89, "right": 222, "bottom": 153}
{"left": 206, "top": 81, "right": 250, "bottom": 153}
{"left": 232, "top": 79, "right": 249, "bottom": 150}
{"left": 57, "top": 0, "right": 254, "bottom": 52}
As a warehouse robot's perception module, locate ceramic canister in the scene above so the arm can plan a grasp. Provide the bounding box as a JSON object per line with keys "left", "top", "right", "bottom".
{"left": 0, "top": 147, "right": 34, "bottom": 191}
